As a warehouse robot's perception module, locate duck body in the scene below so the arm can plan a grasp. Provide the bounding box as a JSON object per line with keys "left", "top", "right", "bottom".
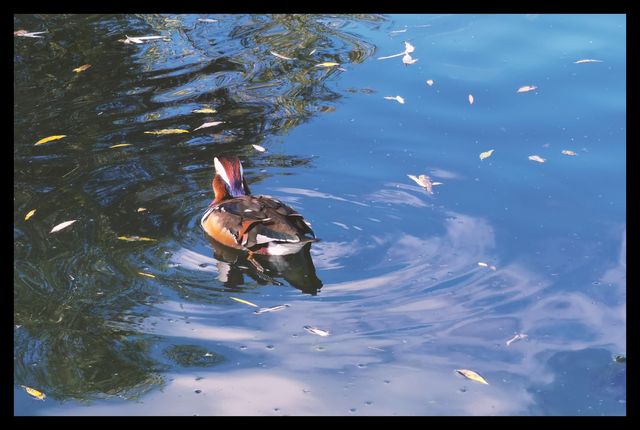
{"left": 201, "top": 156, "right": 316, "bottom": 256}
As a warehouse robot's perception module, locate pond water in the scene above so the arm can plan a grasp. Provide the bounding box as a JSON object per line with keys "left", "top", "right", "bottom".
{"left": 14, "top": 14, "right": 626, "bottom": 415}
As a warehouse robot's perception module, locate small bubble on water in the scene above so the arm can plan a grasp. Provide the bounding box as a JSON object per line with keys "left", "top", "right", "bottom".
{"left": 240, "top": 345, "right": 247, "bottom": 350}
{"left": 364, "top": 401, "right": 373, "bottom": 406}
{"left": 384, "top": 380, "right": 391, "bottom": 384}
{"left": 195, "top": 389, "right": 202, "bottom": 394}
{"left": 592, "top": 281, "right": 601, "bottom": 285}
{"left": 357, "top": 363, "right": 367, "bottom": 368}
{"left": 315, "top": 346, "right": 325, "bottom": 351}
{"left": 459, "top": 387, "right": 468, "bottom": 393}
{"left": 198, "top": 263, "right": 208, "bottom": 268}
{"left": 195, "top": 376, "right": 204, "bottom": 381}
{"left": 349, "top": 408, "right": 357, "bottom": 413}
{"left": 266, "top": 345, "right": 275, "bottom": 350}
{"left": 273, "top": 408, "right": 280, "bottom": 412}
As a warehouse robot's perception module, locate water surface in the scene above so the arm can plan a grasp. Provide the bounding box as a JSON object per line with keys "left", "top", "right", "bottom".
{"left": 14, "top": 14, "right": 626, "bottom": 415}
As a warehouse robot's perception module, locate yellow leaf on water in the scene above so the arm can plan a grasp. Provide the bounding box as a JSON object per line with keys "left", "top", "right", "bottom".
{"left": 117, "top": 235, "right": 156, "bottom": 242}
{"left": 109, "top": 143, "right": 132, "bottom": 149}
{"left": 528, "top": 155, "right": 546, "bottom": 163}
{"left": 315, "top": 62, "right": 340, "bottom": 68}
{"left": 192, "top": 108, "right": 217, "bottom": 114}
{"left": 468, "top": 94, "right": 474, "bottom": 105}
{"left": 22, "top": 385, "right": 46, "bottom": 400}
{"left": 456, "top": 369, "right": 489, "bottom": 385}
{"left": 561, "top": 150, "right": 577, "bottom": 156}
{"left": 25, "top": 209, "right": 36, "bottom": 221}
{"left": 479, "top": 149, "right": 494, "bottom": 160}
{"left": 144, "top": 129, "right": 189, "bottom": 135}
{"left": 138, "top": 272, "right": 156, "bottom": 278}
{"left": 50, "top": 220, "right": 77, "bottom": 233}
{"left": 230, "top": 297, "right": 258, "bottom": 307}
{"left": 517, "top": 85, "right": 538, "bottom": 93}
{"left": 73, "top": 64, "right": 91, "bottom": 73}
{"left": 35, "top": 135, "right": 66, "bottom": 145}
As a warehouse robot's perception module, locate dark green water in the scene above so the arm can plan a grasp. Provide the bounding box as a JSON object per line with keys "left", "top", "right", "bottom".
{"left": 14, "top": 14, "right": 625, "bottom": 415}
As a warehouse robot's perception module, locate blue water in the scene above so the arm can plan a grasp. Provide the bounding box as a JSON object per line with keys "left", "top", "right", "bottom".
{"left": 14, "top": 14, "right": 625, "bottom": 415}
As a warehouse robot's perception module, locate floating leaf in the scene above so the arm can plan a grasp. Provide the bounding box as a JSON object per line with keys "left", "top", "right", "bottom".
{"left": 270, "top": 51, "right": 293, "bottom": 60}
{"left": 252, "top": 144, "right": 266, "bottom": 152}
{"left": 197, "top": 18, "right": 218, "bottom": 23}
{"left": 561, "top": 150, "right": 577, "bottom": 156}
{"left": 506, "top": 333, "right": 528, "bottom": 346}
{"left": 477, "top": 262, "right": 489, "bottom": 267}
{"left": 24, "top": 209, "right": 36, "bottom": 221}
{"left": 14, "top": 30, "right": 47, "bottom": 38}
{"left": 613, "top": 354, "right": 626, "bottom": 363}
{"left": 21, "top": 386, "right": 46, "bottom": 400}
{"left": 309, "top": 48, "right": 317, "bottom": 55}
{"left": 426, "top": 79, "right": 434, "bottom": 86}
{"left": 528, "top": 155, "right": 545, "bottom": 163}
{"left": 384, "top": 95, "right": 405, "bottom": 104}
{"left": 479, "top": 149, "right": 494, "bottom": 160}
{"left": 574, "top": 59, "right": 602, "bottom": 64}
{"left": 117, "top": 235, "right": 156, "bottom": 242}
{"left": 192, "top": 108, "right": 217, "bottom": 114}
{"left": 144, "top": 129, "right": 189, "bottom": 135}
{"left": 517, "top": 85, "right": 538, "bottom": 93}
{"left": 468, "top": 94, "right": 474, "bottom": 105}
{"left": 315, "top": 62, "right": 340, "bottom": 68}
{"left": 455, "top": 369, "right": 489, "bottom": 385}
{"left": 390, "top": 29, "right": 407, "bottom": 34}
{"left": 402, "top": 53, "right": 418, "bottom": 65}
{"left": 50, "top": 220, "right": 77, "bottom": 233}
{"left": 137, "top": 207, "right": 147, "bottom": 212}
{"left": 72, "top": 64, "right": 91, "bottom": 73}
{"left": 138, "top": 272, "right": 156, "bottom": 278}
{"left": 230, "top": 297, "right": 258, "bottom": 308}
{"left": 193, "top": 121, "right": 223, "bottom": 131}
{"left": 121, "top": 35, "right": 165, "bottom": 44}
{"left": 404, "top": 41, "right": 415, "bottom": 54}
{"left": 304, "top": 325, "right": 330, "bottom": 336}
{"left": 109, "top": 143, "right": 132, "bottom": 149}
{"left": 254, "top": 304, "right": 290, "bottom": 314}
{"left": 35, "top": 135, "right": 66, "bottom": 145}
{"left": 407, "top": 174, "right": 440, "bottom": 195}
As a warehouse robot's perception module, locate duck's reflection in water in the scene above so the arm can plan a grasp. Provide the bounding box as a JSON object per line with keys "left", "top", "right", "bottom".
{"left": 207, "top": 236, "right": 323, "bottom": 295}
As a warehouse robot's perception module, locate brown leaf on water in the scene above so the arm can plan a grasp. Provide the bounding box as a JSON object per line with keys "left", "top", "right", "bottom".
{"left": 50, "top": 220, "right": 77, "bottom": 233}
{"left": 109, "top": 143, "right": 132, "bottom": 149}
{"left": 35, "top": 135, "right": 66, "bottom": 145}
{"left": 517, "top": 85, "right": 538, "bottom": 93}
{"left": 479, "top": 149, "right": 494, "bottom": 160}
{"left": 73, "top": 64, "right": 91, "bottom": 73}
{"left": 138, "top": 272, "right": 156, "bottom": 278}
{"left": 21, "top": 385, "right": 46, "bottom": 400}
{"left": 455, "top": 369, "right": 489, "bottom": 385}
{"left": 528, "top": 155, "right": 545, "bottom": 163}
{"left": 25, "top": 209, "right": 36, "bottom": 221}
{"left": 561, "top": 150, "right": 577, "bottom": 156}
{"left": 144, "top": 129, "right": 189, "bottom": 135}
{"left": 468, "top": 94, "right": 474, "bottom": 105}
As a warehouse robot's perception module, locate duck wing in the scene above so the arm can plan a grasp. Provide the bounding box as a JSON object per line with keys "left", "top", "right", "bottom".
{"left": 213, "top": 195, "right": 315, "bottom": 249}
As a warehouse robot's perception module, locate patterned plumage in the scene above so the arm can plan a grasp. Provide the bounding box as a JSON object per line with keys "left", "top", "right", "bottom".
{"left": 201, "top": 156, "right": 316, "bottom": 257}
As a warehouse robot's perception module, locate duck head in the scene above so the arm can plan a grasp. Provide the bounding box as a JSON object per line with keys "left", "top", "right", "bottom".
{"left": 212, "top": 156, "right": 252, "bottom": 203}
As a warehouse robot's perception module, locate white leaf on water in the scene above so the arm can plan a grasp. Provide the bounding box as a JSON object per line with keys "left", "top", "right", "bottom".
{"left": 402, "top": 53, "right": 418, "bottom": 65}
{"left": 270, "top": 51, "right": 293, "bottom": 60}
{"left": 528, "top": 155, "right": 546, "bottom": 163}
{"left": 254, "top": 304, "right": 290, "bottom": 314}
{"left": 50, "top": 220, "right": 77, "bottom": 233}
{"left": 404, "top": 41, "right": 415, "bottom": 54}
{"left": 194, "top": 121, "right": 224, "bottom": 131}
{"left": 384, "top": 95, "right": 405, "bottom": 104}
{"left": 479, "top": 149, "right": 494, "bottom": 160}
{"left": 197, "top": 19, "right": 218, "bottom": 23}
{"left": 506, "top": 333, "right": 528, "bottom": 346}
{"left": 304, "top": 325, "right": 330, "bottom": 336}
{"left": 468, "top": 94, "right": 474, "bottom": 105}
{"left": 426, "top": 79, "right": 434, "bottom": 86}
{"left": 517, "top": 85, "right": 538, "bottom": 93}
{"left": 574, "top": 59, "right": 602, "bottom": 64}
{"left": 252, "top": 144, "right": 266, "bottom": 152}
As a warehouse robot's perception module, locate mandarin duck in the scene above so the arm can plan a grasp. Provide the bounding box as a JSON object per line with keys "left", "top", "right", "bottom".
{"left": 201, "top": 156, "right": 317, "bottom": 271}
